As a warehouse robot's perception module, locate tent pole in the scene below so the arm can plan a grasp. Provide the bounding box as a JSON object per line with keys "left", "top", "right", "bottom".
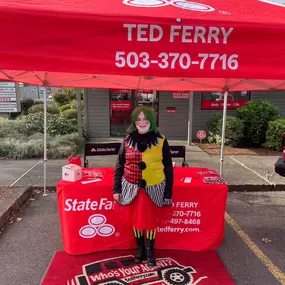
{"left": 43, "top": 86, "right": 48, "bottom": 196}
{"left": 219, "top": 90, "right": 228, "bottom": 177}
{"left": 187, "top": 92, "right": 194, "bottom": 146}
{"left": 76, "top": 88, "right": 83, "bottom": 137}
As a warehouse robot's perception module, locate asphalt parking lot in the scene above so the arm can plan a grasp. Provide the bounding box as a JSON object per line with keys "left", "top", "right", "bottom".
{"left": 0, "top": 190, "right": 285, "bottom": 285}
{"left": 1, "top": 144, "right": 285, "bottom": 285}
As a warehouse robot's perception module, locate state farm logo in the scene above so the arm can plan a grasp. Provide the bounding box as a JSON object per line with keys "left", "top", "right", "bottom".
{"left": 79, "top": 214, "right": 115, "bottom": 239}
{"left": 123, "top": 0, "right": 215, "bottom": 11}
{"left": 91, "top": 147, "right": 116, "bottom": 153}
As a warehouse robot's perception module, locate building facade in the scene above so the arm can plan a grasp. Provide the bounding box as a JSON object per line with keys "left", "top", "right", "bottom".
{"left": 84, "top": 89, "right": 285, "bottom": 140}
{"left": 19, "top": 84, "right": 62, "bottom": 99}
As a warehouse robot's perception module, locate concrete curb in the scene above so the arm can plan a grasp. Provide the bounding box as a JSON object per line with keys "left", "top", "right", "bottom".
{"left": 228, "top": 184, "right": 285, "bottom": 192}
{"left": 0, "top": 187, "right": 33, "bottom": 230}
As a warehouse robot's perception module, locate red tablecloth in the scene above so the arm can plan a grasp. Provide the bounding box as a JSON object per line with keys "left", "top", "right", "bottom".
{"left": 57, "top": 167, "right": 228, "bottom": 255}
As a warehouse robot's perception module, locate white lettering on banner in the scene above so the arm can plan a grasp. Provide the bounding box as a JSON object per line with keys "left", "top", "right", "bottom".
{"left": 91, "top": 147, "right": 116, "bottom": 152}
{"left": 70, "top": 255, "right": 208, "bottom": 285}
{"left": 175, "top": 201, "right": 199, "bottom": 208}
{"left": 123, "top": 24, "right": 164, "bottom": 42}
{"left": 157, "top": 226, "right": 200, "bottom": 233}
{"left": 160, "top": 201, "right": 202, "bottom": 233}
{"left": 173, "top": 210, "right": 201, "bottom": 217}
{"left": 64, "top": 198, "right": 113, "bottom": 211}
{"left": 123, "top": 24, "right": 233, "bottom": 44}
{"left": 116, "top": 24, "right": 238, "bottom": 71}
{"left": 115, "top": 51, "right": 238, "bottom": 71}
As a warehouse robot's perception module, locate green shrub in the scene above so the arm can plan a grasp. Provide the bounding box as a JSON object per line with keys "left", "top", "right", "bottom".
{"left": 70, "top": 99, "right": 84, "bottom": 110}
{"left": 63, "top": 88, "right": 76, "bottom": 100}
{"left": 237, "top": 101, "right": 279, "bottom": 147}
{"left": 0, "top": 117, "right": 8, "bottom": 124}
{"left": 207, "top": 115, "right": 244, "bottom": 147}
{"left": 0, "top": 133, "right": 84, "bottom": 159}
{"left": 63, "top": 88, "right": 84, "bottom": 101}
{"left": 27, "top": 104, "right": 44, "bottom": 114}
{"left": 0, "top": 119, "right": 26, "bottom": 138}
{"left": 47, "top": 115, "right": 78, "bottom": 136}
{"left": 264, "top": 119, "right": 285, "bottom": 150}
{"left": 47, "top": 133, "right": 85, "bottom": 158}
{"left": 33, "top": 100, "right": 44, "bottom": 105}
{"left": 62, "top": 109, "right": 78, "bottom": 120}
{"left": 0, "top": 137, "right": 44, "bottom": 159}
{"left": 17, "top": 112, "right": 45, "bottom": 135}
{"left": 17, "top": 112, "right": 78, "bottom": 136}
{"left": 48, "top": 103, "right": 60, "bottom": 114}
{"left": 27, "top": 103, "right": 60, "bottom": 114}
{"left": 207, "top": 113, "right": 223, "bottom": 135}
{"left": 59, "top": 104, "right": 72, "bottom": 112}
{"left": 219, "top": 116, "right": 244, "bottom": 147}
{"left": 21, "top": 99, "right": 34, "bottom": 114}
{"left": 52, "top": 92, "right": 69, "bottom": 106}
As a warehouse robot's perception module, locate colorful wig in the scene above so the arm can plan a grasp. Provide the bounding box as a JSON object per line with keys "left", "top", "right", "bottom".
{"left": 126, "top": 106, "right": 159, "bottom": 133}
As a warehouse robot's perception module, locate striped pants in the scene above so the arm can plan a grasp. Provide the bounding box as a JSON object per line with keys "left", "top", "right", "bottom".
{"left": 133, "top": 228, "right": 156, "bottom": 240}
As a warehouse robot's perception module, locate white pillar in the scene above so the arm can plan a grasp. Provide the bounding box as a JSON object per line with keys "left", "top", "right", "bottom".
{"left": 187, "top": 92, "right": 194, "bottom": 146}
{"left": 219, "top": 91, "right": 228, "bottom": 177}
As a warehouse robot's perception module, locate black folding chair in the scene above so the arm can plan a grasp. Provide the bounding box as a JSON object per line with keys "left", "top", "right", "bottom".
{"left": 169, "top": 146, "right": 189, "bottom": 167}
{"left": 84, "top": 142, "right": 121, "bottom": 167}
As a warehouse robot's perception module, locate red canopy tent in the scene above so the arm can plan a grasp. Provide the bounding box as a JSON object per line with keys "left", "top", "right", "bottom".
{"left": 2, "top": 0, "right": 285, "bottom": 192}
{"left": 0, "top": 0, "right": 284, "bottom": 83}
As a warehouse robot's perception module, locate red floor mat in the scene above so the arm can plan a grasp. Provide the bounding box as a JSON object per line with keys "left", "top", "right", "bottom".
{"left": 42, "top": 250, "right": 236, "bottom": 285}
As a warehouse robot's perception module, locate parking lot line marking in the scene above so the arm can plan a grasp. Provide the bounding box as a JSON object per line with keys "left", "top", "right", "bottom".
{"left": 230, "top": 156, "right": 274, "bottom": 185}
{"left": 225, "top": 212, "right": 285, "bottom": 284}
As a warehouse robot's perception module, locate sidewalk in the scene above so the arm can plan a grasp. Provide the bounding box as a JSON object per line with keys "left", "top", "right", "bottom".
{"left": 0, "top": 143, "right": 283, "bottom": 188}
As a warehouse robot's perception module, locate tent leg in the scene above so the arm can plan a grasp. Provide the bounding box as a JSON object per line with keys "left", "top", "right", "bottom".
{"left": 187, "top": 92, "right": 194, "bottom": 146}
{"left": 219, "top": 91, "right": 228, "bottom": 177}
{"left": 43, "top": 86, "right": 48, "bottom": 197}
{"left": 76, "top": 88, "right": 83, "bottom": 137}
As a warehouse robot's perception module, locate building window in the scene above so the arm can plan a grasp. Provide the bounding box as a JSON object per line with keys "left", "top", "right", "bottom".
{"left": 135, "top": 90, "right": 159, "bottom": 126}
{"left": 110, "top": 89, "right": 133, "bottom": 136}
{"left": 201, "top": 91, "right": 250, "bottom": 110}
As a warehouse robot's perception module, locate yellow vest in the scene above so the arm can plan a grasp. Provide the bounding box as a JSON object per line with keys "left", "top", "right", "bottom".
{"left": 141, "top": 136, "right": 165, "bottom": 186}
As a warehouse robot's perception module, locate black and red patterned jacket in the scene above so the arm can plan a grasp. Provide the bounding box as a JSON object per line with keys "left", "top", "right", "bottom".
{"left": 113, "top": 131, "right": 173, "bottom": 202}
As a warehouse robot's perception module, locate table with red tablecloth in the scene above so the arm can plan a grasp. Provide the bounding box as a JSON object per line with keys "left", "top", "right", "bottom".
{"left": 57, "top": 167, "right": 228, "bottom": 255}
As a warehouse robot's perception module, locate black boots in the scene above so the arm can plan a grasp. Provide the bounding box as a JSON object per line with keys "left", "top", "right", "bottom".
{"left": 134, "top": 235, "right": 145, "bottom": 264}
{"left": 133, "top": 229, "right": 156, "bottom": 266}
{"left": 146, "top": 238, "right": 156, "bottom": 267}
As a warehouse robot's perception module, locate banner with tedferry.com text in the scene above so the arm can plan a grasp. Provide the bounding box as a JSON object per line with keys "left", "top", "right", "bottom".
{"left": 57, "top": 175, "right": 227, "bottom": 255}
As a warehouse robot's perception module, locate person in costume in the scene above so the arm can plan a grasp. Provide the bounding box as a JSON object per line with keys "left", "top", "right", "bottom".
{"left": 113, "top": 106, "right": 173, "bottom": 266}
